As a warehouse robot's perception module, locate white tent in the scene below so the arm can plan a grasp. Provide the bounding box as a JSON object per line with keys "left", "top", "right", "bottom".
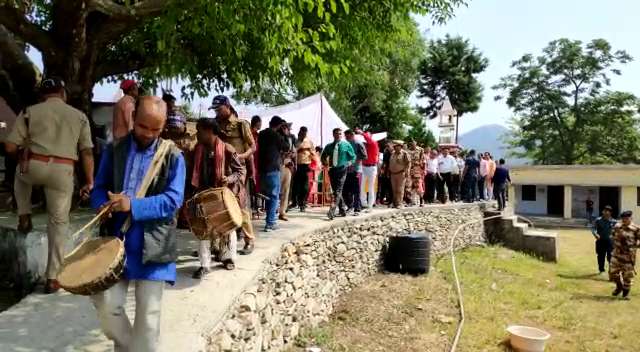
{"left": 237, "top": 93, "right": 348, "bottom": 146}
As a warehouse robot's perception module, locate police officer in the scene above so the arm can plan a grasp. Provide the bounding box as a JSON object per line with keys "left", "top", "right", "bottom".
{"left": 591, "top": 205, "right": 616, "bottom": 275}
{"left": 610, "top": 211, "right": 640, "bottom": 299}
{"left": 5, "top": 77, "right": 94, "bottom": 294}
{"left": 210, "top": 95, "right": 255, "bottom": 255}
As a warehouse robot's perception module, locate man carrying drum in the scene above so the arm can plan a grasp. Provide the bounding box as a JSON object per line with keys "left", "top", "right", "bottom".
{"left": 211, "top": 95, "right": 255, "bottom": 255}
{"left": 5, "top": 77, "right": 94, "bottom": 294}
{"left": 161, "top": 93, "right": 196, "bottom": 229}
{"left": 90, "top": 96, "right": 186, "bottom": 352}
{"left": 186, "top": 118, "right": 246, "bottom": 278}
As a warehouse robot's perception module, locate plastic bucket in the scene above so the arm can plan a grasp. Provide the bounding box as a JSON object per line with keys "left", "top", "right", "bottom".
{"left": 506, "top": 325, "right": 550, "bottom": 352}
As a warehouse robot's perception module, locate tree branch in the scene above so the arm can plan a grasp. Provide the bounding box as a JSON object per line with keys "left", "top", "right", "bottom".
{"left": 94, "top": 51, "right": 154, "bottom": 80}
{"left": 89, "top": 0, "right": 168, "bottom": 19}
{"left": 0, "top": 25, "right": 41, "bottom": 110}
{"left": 0, "top": 2, "right": 56, "bottom": 54}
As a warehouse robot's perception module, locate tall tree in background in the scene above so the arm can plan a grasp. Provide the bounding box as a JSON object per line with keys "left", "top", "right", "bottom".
{"left": 233, "top": 3, "right": 466, "bottom": 139}
{"left": 416, "top": 35, "right": 489, "bottom": 142}
{"left": 494, "top": 38, "right": 640, "bottom": 165}
{"left": 0, "top": 0, "right": 464, "bottom": 117}
{"left": 406, "top": 115, "right": 437, "bottom": 148}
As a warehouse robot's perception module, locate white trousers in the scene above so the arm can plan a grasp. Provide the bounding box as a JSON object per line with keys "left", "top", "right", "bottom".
{"left": 360, "top": 166, "right": 377, "bottom": 208}
{"left": 198, "top": 231, "right": 237, "bottom": 267}
{"left": 92, "top": 280, "right": 165, "bottom": 352}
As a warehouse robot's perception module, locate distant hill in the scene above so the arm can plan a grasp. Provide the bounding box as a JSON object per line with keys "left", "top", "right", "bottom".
{"left": 458, "top": 124, "right": 529, "bottom": 165}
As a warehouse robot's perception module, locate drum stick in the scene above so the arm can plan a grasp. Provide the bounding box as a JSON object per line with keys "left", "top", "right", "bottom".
{"left": 69, "top": 204, "right": 112, "bottom": 244}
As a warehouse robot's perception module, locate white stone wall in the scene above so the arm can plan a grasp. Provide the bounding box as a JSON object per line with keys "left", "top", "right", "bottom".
{"left": 208, "top": 205, "right": 487, "bottom": 352}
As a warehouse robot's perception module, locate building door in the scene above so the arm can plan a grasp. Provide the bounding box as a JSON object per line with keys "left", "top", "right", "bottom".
{"left": 599, "top": 187, "right": 620, "bottom": 218}
{"left": 547, "top": 186, "right": 564, "bottom": 216}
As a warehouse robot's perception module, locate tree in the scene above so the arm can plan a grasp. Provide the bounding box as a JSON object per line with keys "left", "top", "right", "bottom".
{"left": 0, "top": 0, "right": 465, "bottom": 119}
{"left": 233, "top": 4, "right": 466, "bottom": 137}
{"left": 406, "top": 114, "right": 437, "bottom": 148}
{"left": 416, "top": 35, "right": 489, "bottom": 142}
{"left": 494, "top": 38, "right": 640, "bottom": 165}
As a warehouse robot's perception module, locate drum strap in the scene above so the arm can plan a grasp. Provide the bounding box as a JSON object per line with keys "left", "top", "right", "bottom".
{"left": 119, "top": 139, "right": 174, "bottom": 234}
{"left": 66, "top": 139, "right": 175, "bottom": 251}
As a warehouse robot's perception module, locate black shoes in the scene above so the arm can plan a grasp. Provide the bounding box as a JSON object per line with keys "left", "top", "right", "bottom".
{"left": 240, "top": 243, "right": 254, "bottom": 255}
{"left": 192, "top": 266, "right": 211, "bottom": 279}
{"left": 612, "top": 283, "right": 631, "bottom": 299}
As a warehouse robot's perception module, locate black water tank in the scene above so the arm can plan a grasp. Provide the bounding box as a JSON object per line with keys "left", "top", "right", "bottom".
{"left": 385, "top": 233, "right": 431, "bottom": 275}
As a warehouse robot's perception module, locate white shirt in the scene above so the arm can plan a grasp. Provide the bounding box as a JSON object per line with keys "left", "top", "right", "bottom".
{"left": 438, "top": 155, "right": 457, "bottom": 173}
{"left": 426, "top": 157, "right": 439, "bottom": 173}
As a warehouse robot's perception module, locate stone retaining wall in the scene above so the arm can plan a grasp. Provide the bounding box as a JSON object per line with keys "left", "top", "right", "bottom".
{"left": 208, "top": 204, "right": 489, "bottom": 352}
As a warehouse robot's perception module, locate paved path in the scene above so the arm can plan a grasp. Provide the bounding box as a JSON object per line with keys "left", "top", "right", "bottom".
{"left": 0, "top": 206, "right": 395, "bottom": 352}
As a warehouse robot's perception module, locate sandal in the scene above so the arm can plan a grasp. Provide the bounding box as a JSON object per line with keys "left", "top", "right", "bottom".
{"left": 222, "top": 259, "right": 235, "bottom": 270}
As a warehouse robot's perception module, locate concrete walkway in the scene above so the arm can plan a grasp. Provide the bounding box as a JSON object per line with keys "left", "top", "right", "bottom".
{"left": 0, "top": 206, "right": 396, "bottom": 352}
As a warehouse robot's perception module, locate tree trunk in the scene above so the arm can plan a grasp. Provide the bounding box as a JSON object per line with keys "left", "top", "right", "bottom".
{"left": 0, "top": 26, "right": 41, "bottom": 114}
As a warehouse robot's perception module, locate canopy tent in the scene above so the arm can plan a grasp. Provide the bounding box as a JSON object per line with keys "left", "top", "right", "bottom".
{"left": 237, "top": 93, "right": 348, "bottom": 146}
{"left": 371, "top": 132, "right": 387, "bottom": 141}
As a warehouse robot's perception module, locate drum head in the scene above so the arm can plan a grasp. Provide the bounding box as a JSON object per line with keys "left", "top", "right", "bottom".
{"left": 221, "top": 187, "right": 243, "bottom": 227}
{"left": 58, "top": 237, "right": 124, "bottom": 289}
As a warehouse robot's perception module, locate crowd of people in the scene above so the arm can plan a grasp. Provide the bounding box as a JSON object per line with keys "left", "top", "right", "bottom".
{"left": 376, "top": 142, "right": 511, "bottom": 212}
{"left": 2, "top": 77, "right": 515, "bottom": 351}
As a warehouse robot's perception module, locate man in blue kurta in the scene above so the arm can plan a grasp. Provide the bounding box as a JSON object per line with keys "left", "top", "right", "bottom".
{"left": 90, "top": 96, "right": 186, "bottom": 352}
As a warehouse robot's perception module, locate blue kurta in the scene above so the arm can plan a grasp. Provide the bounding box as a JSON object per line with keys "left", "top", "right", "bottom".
{"left": 90, "top": 136, "right": 186, "bottom": 284}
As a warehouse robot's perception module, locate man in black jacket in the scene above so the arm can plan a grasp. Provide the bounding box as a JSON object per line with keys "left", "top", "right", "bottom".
{"left": 257, "top": 116, "right": 289, "bottom": 231}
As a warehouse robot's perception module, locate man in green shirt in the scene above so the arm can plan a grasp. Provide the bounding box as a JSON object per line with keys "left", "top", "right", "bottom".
{"left": 591, "top": 205, "right": 617, "bottom": 275}
{"left": 321, "top": 128, "right": 356, "bottom": 220}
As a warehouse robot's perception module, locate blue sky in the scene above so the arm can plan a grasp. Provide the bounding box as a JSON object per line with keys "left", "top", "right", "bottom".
{"left": 27, "top": 0, "right": 640, "bottom": 134}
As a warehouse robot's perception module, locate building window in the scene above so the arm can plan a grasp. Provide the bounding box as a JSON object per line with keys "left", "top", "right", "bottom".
{"left": 521, "top": 185, "right": 537, "bottom": 201}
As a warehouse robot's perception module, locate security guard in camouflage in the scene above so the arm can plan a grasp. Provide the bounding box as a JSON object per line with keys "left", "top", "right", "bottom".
{"left": 610, "top": 211, "right": 640, "bottom": 298}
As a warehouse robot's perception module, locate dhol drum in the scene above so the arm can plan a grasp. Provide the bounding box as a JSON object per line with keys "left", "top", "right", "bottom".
{"left": 186, "top": 187, "right": 243, "bottom": 240}
{"left": 57, "top": 236, "right": 125, "bottom": 295}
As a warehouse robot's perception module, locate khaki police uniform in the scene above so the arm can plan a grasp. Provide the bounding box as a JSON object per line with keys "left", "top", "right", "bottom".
{"left": 7, "top": 97, "right": 93, "bottom": 279}
{"left": 215, "top": 115, "right": 255, "bottom": 244}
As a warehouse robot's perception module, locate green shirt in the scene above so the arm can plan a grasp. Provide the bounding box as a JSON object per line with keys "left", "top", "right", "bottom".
{"left": 592, "top": 216, "right": 617, "bottom": 240}
{"left": 321, "top": 140, "right": 356, "bottom": 169}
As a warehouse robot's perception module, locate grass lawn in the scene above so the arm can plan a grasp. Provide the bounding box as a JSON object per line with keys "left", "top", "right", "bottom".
{"left": 290, "top": 229, "right": 640, "bottom": 351}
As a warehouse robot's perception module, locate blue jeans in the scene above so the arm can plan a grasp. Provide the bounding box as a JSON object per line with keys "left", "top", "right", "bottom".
{"left": 260, "top": 170, "right": 281, "bottom": 226}
{"left": 464, "top": 174, "right": 478, "bottom": 202}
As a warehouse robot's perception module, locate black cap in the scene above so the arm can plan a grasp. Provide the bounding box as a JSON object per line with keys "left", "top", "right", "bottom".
{"left": 40, "top": 77, "right": 66, "bottom": 94}
{"left": 162, "top": 93, "right": 176, "bottom": 102}
{"left": 621, "top": 211, "right": 633, "bottom": 218}
{"left": 209, "top": 95, "right": 231, "bottom": 110}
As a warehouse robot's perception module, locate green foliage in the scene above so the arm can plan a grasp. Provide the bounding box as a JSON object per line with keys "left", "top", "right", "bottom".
{"left": 233, "top": 1, "right": 467, "bottom": 137}
{"left": 177, "top": 102, "right": 195, "bottom": 121}
{"left": 110, "top": 0, "right": 464, "bottom": 101}
{"left": 416, "top": 35, "right": 489, "bottom": 119}
{"left": 406, "top": 114, "right": 438, "bottom": 148}
{"left": 494, "top": 38, "right": 640, "bottom": 165}
{"left": 2, "top": 0, "right": 464, "bottom": 114}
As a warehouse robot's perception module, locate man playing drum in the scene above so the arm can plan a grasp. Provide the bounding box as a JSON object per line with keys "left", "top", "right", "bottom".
{"left": 90, "top": 96, "right": 186, "bottom": 352}
{"left": 186, "top": 118, "right": 246, "bottom": 278}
